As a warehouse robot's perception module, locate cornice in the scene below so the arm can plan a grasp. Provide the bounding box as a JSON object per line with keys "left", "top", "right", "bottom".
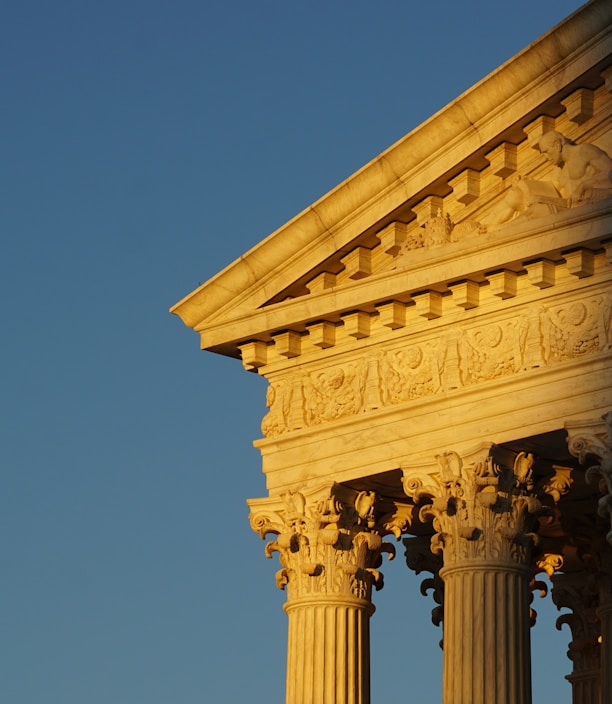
{"left": 196, "top": 200, "right": 612, "bottom": 357}
{"left": 171, "top": 0, "right": 612, "bottom": 337}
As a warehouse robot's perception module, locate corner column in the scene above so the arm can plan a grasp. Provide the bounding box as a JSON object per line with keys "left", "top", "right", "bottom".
{"left": 567, "top": 410, "right": 612, "bottom": 704}
{"left": 248, "top": 484, "right": 402, "bottom": 704}
{"left": 403, "top": 444, "right": 544, "bottom": 704}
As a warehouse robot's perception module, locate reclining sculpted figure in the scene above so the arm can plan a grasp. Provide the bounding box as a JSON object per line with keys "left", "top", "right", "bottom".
{"left": 489, "top": 131, "right": 612, "bottom": 227}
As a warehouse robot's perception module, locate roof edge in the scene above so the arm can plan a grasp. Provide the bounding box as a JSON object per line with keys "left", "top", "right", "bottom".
{"left": 171, "top": 0, "right": 611, "bottom": 330}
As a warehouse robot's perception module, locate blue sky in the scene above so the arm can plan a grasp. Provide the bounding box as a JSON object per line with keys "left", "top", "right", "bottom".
{"left": 2, "top": 1, "right": 586, "bottom": 702}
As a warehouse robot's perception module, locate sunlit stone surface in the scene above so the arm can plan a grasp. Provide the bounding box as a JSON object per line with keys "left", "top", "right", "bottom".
{"left": 172, "top": 2, "right": 612, "bottom": 701}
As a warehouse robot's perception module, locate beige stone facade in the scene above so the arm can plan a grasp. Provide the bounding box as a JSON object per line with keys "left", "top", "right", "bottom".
{"left": 172, "top": 2, "right": 612, "bottom": 702}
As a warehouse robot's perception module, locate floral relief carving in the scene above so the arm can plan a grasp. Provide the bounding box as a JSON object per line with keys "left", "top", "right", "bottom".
{"left": 248, "top": 485, "right": 408, "bottom": 602}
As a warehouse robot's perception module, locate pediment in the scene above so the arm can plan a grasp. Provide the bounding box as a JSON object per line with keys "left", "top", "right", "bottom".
{"left": 171, "top": 2, "right": 612, "bottom": 364}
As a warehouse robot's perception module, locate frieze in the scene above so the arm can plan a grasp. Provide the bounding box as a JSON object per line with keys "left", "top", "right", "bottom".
{"left": 261, "top": 292, "right": 611, "bottom": 437}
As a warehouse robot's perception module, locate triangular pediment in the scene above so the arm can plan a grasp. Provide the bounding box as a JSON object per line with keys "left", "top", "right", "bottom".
{"left": 171, "top": 1, "right": 612, "bottom": 362}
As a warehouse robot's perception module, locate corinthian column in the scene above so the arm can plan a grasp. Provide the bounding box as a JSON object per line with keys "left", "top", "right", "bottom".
{"left": 248, "top": 484, "right": 407, "bottom": 704}
{"left": 566, "top": 411, "right": 612, "bottom": 704}
{"left": 403, "top": 444, "right": 544, "bottom": 704}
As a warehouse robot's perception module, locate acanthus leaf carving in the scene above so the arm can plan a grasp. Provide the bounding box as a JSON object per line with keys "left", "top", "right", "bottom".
{"left": 552, "top": 571, "right": 601, "bottom": 674}
{"left": 402, "top": 445, "right": 545, "bottom": 569}
{"left": 404, "top": 535, "right": 445, "bottom": 629}
{"left": 248, "top": 484, "right": 404, "bottom": 601}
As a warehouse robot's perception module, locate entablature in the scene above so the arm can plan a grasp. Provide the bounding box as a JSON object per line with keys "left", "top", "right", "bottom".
{"left": 198, "top": 200, "right": 611, "bottom": 364}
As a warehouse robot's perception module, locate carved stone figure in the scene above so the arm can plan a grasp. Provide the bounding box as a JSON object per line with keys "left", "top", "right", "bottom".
{"left": 261, "top": 379, "right": 293, "bottom": 436}
{"left": 538, "top": 130, "right": 612, "bottom": 205}
{"left": 380, "top": 344, "right": 443, "bottom": 404}
{"left": 304, "top": 363, "right": 365, "bottom": 425}
{"left": 488, "top": 132, "right": 612, "bottom": 227}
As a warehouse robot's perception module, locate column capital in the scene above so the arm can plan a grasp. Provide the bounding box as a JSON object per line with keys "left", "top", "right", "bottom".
{"left": 404, "top": 535, "right": 444, "bottom": 629}
{"left": 248, "top": 483, "right": 409, "bottom": 602}
{"left": 552, "top": 570, "right": 601, "bottom": 666}
{"left": 402, "top": 443, "right": 545, "bottom": 571}
{"left": 566, "top": 411, "right": 612, "bottom": 545}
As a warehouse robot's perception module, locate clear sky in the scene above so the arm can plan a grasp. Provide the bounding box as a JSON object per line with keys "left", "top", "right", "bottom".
{"left": 2, "top": 1, "right": 588, "bottom": 702}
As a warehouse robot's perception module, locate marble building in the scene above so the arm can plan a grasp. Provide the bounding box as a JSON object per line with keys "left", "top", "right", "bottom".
{"left": 171, "top": 2, "right": 612, "bottom": 702}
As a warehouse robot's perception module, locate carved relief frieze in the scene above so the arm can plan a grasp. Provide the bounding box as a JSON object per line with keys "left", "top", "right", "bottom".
{"left": 304, "top": 361, "right": 366, "bottom": 425}
{"left": 458, "top": 318, "right": 528, "bottom": 385}
{"left": 260, "top": 293, "right": 611, "bottom": 438}
{"left": 540, "top": 296, "right": 612, "bottom": 363}
{"left": 379, "top": 342, "right": 445, "bottom": 404}
{"left": 261, "top": 373, "right": 304, "bottom": 436}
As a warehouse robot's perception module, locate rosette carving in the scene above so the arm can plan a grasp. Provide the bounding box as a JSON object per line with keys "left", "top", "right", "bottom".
{"left": 248, "top": 484, "right": 405, "bottom": 601}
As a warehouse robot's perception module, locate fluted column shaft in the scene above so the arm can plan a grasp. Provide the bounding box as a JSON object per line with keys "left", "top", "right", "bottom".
{"left": 566, "top": 670, "right": 601, "bottom": 704}
{"left": 599, "top": 599, "right": 612, "bottom": 704}
{"left": 403, "top": 445, "right": 543, "bottom": 704}
{"left": 285, "top": 595, "right": 372, "bottom": 704}
{"left": 441, "top": 563, "right": 532, "bottom": 704}
{"left": 249, "top": 484, "right": 405, "bottom": 704}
